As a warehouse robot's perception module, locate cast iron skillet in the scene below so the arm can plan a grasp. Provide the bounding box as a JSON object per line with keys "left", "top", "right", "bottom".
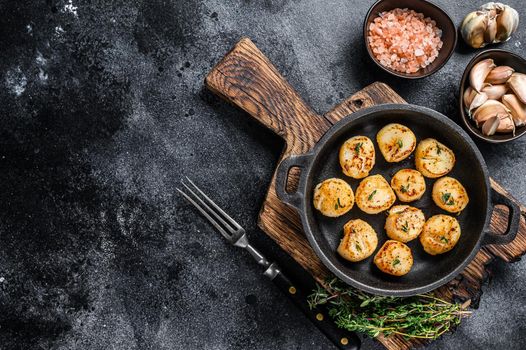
{"left": 275, "top": 104, "right": 520, "bottom": 296}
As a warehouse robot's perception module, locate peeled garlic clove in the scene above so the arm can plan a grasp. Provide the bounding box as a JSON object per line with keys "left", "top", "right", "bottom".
{"left": 496, "top": 114, "right": 516, "bottom": 134}
{"left": 502, "top": 94, "right": 526, "bottom": 127}
{"left": 484, "top": 16, "right": 497, "bottom": 43}
{"left": 481, "top": 84, "right": 508, "bottom": 100}
{"left": 463, "top": 87, "right": 477, "bottom": 112}
{"left": 461, "top": 11, "right": 488, "bottom": 49}
{"left": 481, "top": 115, "right": 500, "bottom": 136}
{"left": 485, "top": 66, "right": 514, "bottom": 84}
{"left": 508, "top": 73, "right": 526, "bottom": 104}
{"left": 469, "top": 91, "right": 488, "bottom": 114}
{"left": 470, "top": 58, "right": 496, "bottom": 92}
{"left": 496, "top": 5, "right": 519, "bottom": 42}
{"left": 472, "top": 99, "right": 510, "bottom": 127}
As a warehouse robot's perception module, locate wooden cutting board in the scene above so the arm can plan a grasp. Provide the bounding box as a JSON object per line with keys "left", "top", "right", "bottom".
{"left": 205, "top": 38, "right": 526, "bottom": 350}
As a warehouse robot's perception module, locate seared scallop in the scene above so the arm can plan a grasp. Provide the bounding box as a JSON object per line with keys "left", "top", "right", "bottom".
{"left": 432, "top": 177, "right": 469, "bottom": 213}
{"left": 391, "top": 169, "right": 426, "bottom": 202}
{"left": 376, "top": 123, "right": 417, "bottom": 162}
{"left": 374, "top": 240, "right": 413, "bottom": 276}
{"left": 337, "top": 219, "right": 378, "bottom": 262}
{"left": 355, "top": 175, "right": 396, "bottom": 214}
{"left": 313, "top": 178, "right": 354, "bottom": 217}
{"left": 385, "top": 205, "right": 426, "bottom": 243}
{"left": 415, "top": 138, "right": 455, "bottom": 178}
{"left": 339, "top": 136, "right": 375, "bottom": 179}
{"left": 420, "top": 214, "right": 461, "bottom": 255}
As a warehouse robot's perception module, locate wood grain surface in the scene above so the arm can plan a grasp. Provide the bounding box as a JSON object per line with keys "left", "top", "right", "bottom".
{"left": 205, "top": 38, "right": 526, "bottom": 350}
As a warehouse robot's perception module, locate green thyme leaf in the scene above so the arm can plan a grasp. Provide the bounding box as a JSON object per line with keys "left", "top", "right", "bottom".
{"left": 354, "top": 142, "right": 363, "bottom": 154}
{"left": 436, "top": 144, "right": 442, "bottom": 155}
{"left": 367, "top": 190, "right": 377, "bottom": 201}
{"left": 392, "top": 258, "right": 401, "bottom": 266}
{"left": 401, "top": 221, "right": 409, "bottom": 233}
{"left": 441, "top": 192, "right": 454, "bottom": 205}
{"left": 400, "top": 184, "right": 408, "bottom": 193}
{"left": 355, "top": 243, "right": 362, "bottom": 252}
{"left": 397, "top": 139, "right": 403, "bottom": 148}
{"left": 337, "top": 197, "right": 343, "bottom": 208}
{"left": 440, "top": 236, "right": 449, "bottom": 243}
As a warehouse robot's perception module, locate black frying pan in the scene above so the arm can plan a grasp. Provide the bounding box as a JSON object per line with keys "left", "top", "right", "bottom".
{"left": 275, "top": 104, "right": 520, "bottom": 296}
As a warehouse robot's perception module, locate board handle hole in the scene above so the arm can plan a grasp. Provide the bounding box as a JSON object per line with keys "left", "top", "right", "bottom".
{"left": 350, "top": 98, "right": 364, "bottom": 109}
{"left": 489, "top": 204, "right": 510, "bottom": 236}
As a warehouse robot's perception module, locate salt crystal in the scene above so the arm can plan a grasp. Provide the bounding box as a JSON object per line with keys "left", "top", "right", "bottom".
{"left": 367, "top": 7, "right": 443, "bottom": 73}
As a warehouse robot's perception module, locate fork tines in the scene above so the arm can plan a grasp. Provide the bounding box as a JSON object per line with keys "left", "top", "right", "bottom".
{"left": 177, "top": 177, "right": 242, "bottom": 242}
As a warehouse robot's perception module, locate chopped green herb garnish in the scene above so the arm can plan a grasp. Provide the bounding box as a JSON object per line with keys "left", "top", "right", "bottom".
{"left": 392, "top": 258, "right": 401, "bottom": 266}
{"left": 400, "top": 184, "right": 409, "bottom": 193}
{"left": 440, "top": 236, "right": 449, "bottom": 243}
{"left": 436, "top": 144, "right": 442, "bottom": 155}
{"left": 401, "top": 221, "right": 409, "bottom": 233}
{"left": 354, "top": 142, "right": 363, "bottom": 154}
{"left": 441, "top": 192, "right": 454, "bottom": 205}
{"left": 367, "top": 190, "right": 377, "bottom": 201}
{"left": 337, "top": 197, "right": 343, "bottom": 208}
{"left": 355, "top": 243, "right": 362, "bottom": 252}
{"left": 397, "top": 139, "right": 403, "bottom": 148}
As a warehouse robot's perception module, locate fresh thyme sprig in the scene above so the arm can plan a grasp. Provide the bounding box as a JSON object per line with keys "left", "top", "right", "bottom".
{"left": 308, "top": 278, "right": 471, "bottom": 340}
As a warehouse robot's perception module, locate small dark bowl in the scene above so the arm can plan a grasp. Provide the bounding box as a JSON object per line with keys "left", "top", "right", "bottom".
{"left": 363, "top": 0, "right": 457, "bottom": 79}
{"left": 459, "top": 49, "right": 526, "bottom": 143}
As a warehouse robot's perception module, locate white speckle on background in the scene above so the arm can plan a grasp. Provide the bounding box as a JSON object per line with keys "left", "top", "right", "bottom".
{"left": 55, "top": 26, "right": 65, "bottom": 35}
{"left": 26, "top": 24, "right": 32, "bottom": 34}
{"left": 515, "top": 41, "right": 521, "bottom": 48}
{"left": 5, "top": 67, "right": 27, "bottom": 96}
{"left": 36, "top": 51, "right": 47, "bottom": 66}
{"left": 36, "top": 51, "right": 48, "bottom": 81}
{"left": 63, "top": 0, "right": 78, "bottom": 17}
{"left": 0, "top": 277, "right": 5, "bottom": 283}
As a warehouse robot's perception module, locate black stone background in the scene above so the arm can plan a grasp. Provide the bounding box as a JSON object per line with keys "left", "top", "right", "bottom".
{"left": 0, "top": 1, "right": 525, "bottom": 349}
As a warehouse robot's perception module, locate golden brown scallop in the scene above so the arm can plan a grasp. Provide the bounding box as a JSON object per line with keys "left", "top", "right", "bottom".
{"left": 420, "top": 214, "right": 461, "bottom": 255}
{"left": 313, "top": 178, "right": 354, "bottom": 217}
{"left": 432, "top": 177, "right": 469, "bottom": 214}
{"left": 355, "top": 174, "right": 396, "bottom": 214}
{"left": 385, "top": 205, "right": 426, "bottom": 243}
{"left": 374, "top": 240, "right": 413, "bottom": 276}
{"left": 337, "top": 219, "right": 378, "bottom": 262}
{"left": 415, "top": 138, "right": 455, "bottom": 178}
{"left": 390, "top": 169, "right": 426, "bottom": 202}
{"left": 376, "top": 123, "right": 417, "bottom": 162}
{"left": 339, "top": 136, "right": 376, "bottom": 179}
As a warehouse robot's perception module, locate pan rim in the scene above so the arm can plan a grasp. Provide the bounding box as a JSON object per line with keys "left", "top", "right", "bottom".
{"left": 299, "top": 103, "right": 491, "bottom": 296}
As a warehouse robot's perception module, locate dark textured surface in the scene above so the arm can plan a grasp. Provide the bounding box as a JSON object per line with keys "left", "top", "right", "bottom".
{"left": 0, "top": 1, "right": 525, "bottom": 349}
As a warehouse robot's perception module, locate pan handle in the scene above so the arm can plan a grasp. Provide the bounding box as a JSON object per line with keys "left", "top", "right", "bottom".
{"left": 275, "top": 154, "right": 313, "bottom": 210}
{"left": 482, "top": 189, "right": 521, "bottom": 246}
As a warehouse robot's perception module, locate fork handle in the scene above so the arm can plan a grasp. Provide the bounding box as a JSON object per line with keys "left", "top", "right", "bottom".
{"left": 264, "top": 263, "right": 361, "bottom": 350}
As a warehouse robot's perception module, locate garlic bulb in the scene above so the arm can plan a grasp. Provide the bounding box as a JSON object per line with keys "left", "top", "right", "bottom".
{"left": 461, "top": 3, "right": 519, "bottom": 48}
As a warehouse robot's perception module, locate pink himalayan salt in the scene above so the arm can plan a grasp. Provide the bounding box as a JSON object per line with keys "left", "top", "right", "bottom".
{"left": 368, "top": 8, "right": 443, "bottom": 74}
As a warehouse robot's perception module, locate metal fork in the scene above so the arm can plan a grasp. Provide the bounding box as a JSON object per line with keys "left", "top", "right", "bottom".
{"left": 178, "top": 177, "right": 360, "bottom": 350}
{"left": 177, "top": 177, "right": 273, "bottom": 273}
